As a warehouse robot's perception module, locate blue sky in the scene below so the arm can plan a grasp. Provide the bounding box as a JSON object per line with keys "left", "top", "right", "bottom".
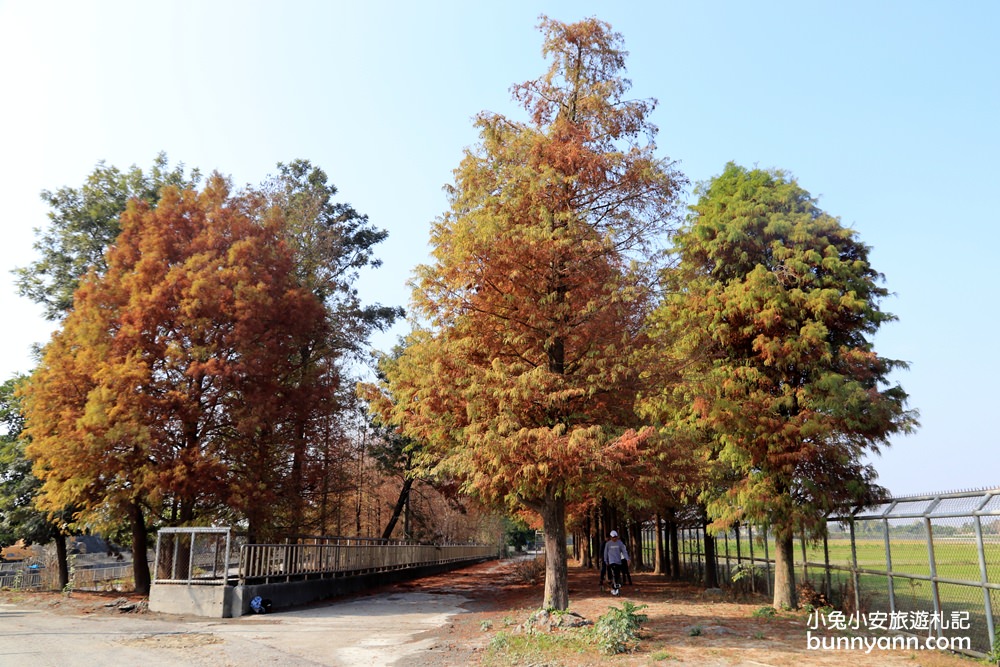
{"left": 1, "top": 1, "right": 997, "bottom": 497}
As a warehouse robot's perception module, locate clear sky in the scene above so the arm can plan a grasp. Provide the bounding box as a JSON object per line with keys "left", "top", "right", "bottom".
{"left": 1, "top": 1, "right": 997, "bottom": 497}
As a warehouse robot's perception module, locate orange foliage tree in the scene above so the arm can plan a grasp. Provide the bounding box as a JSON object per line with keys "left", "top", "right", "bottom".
{"left": 22, "top": 176, "right": 330, "bottom": 592}
{"left": 369, "top": 17, "right": 683, "bottom": 610}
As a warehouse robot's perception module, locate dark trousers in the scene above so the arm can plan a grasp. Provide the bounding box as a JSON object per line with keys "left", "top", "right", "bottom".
{"left": 606, "top": 563, "right": 624, "bottom": 587}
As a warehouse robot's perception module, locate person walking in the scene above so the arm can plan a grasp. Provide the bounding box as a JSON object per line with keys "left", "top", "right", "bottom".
{"left": 602, "top": 530, "right": 630, "bottom": 591}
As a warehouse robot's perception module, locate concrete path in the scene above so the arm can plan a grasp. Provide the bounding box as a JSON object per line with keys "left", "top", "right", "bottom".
{"left": 0, "top": 589, "right": 472, "bottom": 666}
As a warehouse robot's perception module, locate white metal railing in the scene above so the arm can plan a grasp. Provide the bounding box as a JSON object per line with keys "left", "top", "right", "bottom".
{"left": 238, "top": 541, "right": 497, "bottom": 584}
{"left": 152, "top": 527, "right": 498, "bottom": 587}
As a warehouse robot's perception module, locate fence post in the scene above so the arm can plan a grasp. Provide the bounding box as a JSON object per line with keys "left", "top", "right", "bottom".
{"left": 734, "top": 524, "right": 742, "bottom": 568}
{"left": 882, "top": 517, "right": 896, "bottom": 615}
{"left": 923, "top": 515, "right": 943, "bottom": 638}
{"left": 188, "top": 532, "right": 197, "bottom": 583}
{"left": 973, "top": 512, "right": 997, "bottom": 650}
{"left": 679, "top": 528, "right": 691, "bottom": 577}
{"left": 723, "top": 530, "right": 731, "bottom": 584}
{"left": 171, "top": 534, "right": 180, "bottom": 580}
{"left": 823, "top": 528, "right": 832, "bottom": 603}
{"left": 763, "top": 525, "right": 771, "bottom": 598}
{"left": 801, "top": 531, "right": 808, "bottom": 586}
{"left": 224, "top": 529, "right": 232, "bottom": 583}
{"left": 695, "top": 526, "right": 703, "bottom": 584}
{"left": 849, "top": 518, "right": 861, "bottom": 614}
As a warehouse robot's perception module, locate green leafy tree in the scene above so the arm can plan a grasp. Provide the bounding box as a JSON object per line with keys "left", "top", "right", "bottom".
{"left": 0, "top": 376, "right": 74, "bottom": 587}
{"left": 13, "top": 153, "right": 200, "bottom": 320}
{"left": 265, "top": 160, "right": 402, "bottom": 351}
{"left": 647, "top": 163, "right": 917, "bottom": 608}
{"left": 371, "top": 17, "right": 683, "bottom": 610}
{"left": 261, "top": 161, "right": 403, "bottom": 535}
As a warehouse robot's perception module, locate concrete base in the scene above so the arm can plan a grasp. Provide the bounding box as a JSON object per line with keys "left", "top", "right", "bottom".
{"left": 150, "top": 557, "right": 494, "bottom": 618}
{"left": 149, "top": 581, "right": 236, "bottom": 617}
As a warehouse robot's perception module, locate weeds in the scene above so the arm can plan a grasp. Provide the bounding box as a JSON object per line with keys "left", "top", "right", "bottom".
{"left": 483, "top": 601, "right": 649, "bottom": 664}
{"left": 507, "top": 557, "right": 545, "bottom": 585}
{"left": 797, "top": 581, "right": 831, "bottom": 609}
{"left": 983, "top": 640, "right": 1000, "bottom": 665}
{"left": 483, "top": 627, "right": 590, "bottom": 666}
{"left": 61, "top": 554, "right": 76, "bottom": 596}
{"left": 591, "top": 601, "right": 649, "bottom": 655}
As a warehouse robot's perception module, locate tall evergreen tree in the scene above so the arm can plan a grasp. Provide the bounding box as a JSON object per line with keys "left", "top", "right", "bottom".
{"left": 373, "top": 17, "right": 683, "bottom": 610}
{"left": 647, "top": 163, "right": 917, "bottom": 608}
{"left": 13, "top": 153, "right": 200, "bottom": 320}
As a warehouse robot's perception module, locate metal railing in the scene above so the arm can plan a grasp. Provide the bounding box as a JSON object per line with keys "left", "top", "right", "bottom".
{"left": 645, "top": 487, "right": 1000, "bottom": 656}
{"left": 239, "top": 540, "right": 496, "bottom": 584}
{"left": 153, "top": 527, "right": 498, "bottom": 586}
{"left": 0, "top": 563, "right": 136, "bottom": 591}
{"left": 154, "top": 527, "right": 235, "bottom": 585}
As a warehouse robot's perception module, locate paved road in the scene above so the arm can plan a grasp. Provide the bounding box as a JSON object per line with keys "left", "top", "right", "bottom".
{"left": 0, "top": 589, "right": 472, "bottom": 666}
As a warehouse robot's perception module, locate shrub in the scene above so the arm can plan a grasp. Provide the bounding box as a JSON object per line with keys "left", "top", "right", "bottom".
{"left": 591, "top": 601, "right": 648, "bottom": 655}
{"left": 508, "top": 557, "right": 545, "bottom": 585}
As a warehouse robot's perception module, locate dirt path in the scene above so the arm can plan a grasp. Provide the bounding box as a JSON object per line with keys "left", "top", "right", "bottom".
{"left": 0, "top": 559, "right": 981, "bottom": 666}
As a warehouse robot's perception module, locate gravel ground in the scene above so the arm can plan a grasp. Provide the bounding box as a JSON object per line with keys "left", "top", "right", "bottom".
{"left": 0, "top": 558, "right": 982, "bottom": 667}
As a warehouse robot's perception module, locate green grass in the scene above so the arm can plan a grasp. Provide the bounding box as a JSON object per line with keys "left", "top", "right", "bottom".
{"left": 802, "top": 537, "right": 1000, "bottom": 587}
{"left": 674, "top": 530, "right": 1000, "bottom": 653}
{"left": 704, "top": 535, "right": 997, "bottom": 584}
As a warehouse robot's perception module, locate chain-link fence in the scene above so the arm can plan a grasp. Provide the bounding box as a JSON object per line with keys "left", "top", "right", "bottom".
{"left": 0, "top": 561, "right": 137, "bottom": 592}
{"left": 644, "top": 488, "right": 1000, "bottom": 656}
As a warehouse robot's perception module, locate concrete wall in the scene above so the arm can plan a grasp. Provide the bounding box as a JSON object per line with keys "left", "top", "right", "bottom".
{"left": 150, "top": 557, "right": 494, "bottom": 618}
{"left": 149, "top": 581, "right": 235, "bottom": 617}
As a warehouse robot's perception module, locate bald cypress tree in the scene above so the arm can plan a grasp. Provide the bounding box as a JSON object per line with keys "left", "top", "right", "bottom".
{"left": 648, "top": 163, "right": 917, "bottom": 608}
{"left": 372, "top": 17, "right": 683, "bottom": 610}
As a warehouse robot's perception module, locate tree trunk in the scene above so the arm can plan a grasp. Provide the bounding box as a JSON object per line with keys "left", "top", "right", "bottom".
{"left": 403, "top": 485, "right": 411, "bottom": 539}
{"left": 773, "top": 530, "right": 797, "bottom": 609}
{"left": 629, "top": 519, "right": 643, "bottom": 571}
{"left": 669, "top": 520, "right": 680, "bottom": 580}
{"left": 538, "top": 492, "right": 569, "bottom": 610}
{"left": 653, "top": 512, "right": 664, "bottom": 575}
{"left": 591, "top": 505, "right": 601, "bottom": 570}
{"left": 128, "top": 502, "right": 151, "bottom": 595}
{"left": 54, "top": 531, "right": 69, "bottom": 590}
{"left": 581, "top": 514, "right": 592, "bottom": 568}
{"left": 287, "top": 346, "right": 314, "bottom": 538}
{"left": 381, "top": 476, "right": 414, "bottom": 540}
{"left": 703, "top": 524, "right": 719, "bottom": 588}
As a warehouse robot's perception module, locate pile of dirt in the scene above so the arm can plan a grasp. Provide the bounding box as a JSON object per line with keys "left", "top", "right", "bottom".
{"left": 0, "top": 588, "right": 149, "bottom": 616}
